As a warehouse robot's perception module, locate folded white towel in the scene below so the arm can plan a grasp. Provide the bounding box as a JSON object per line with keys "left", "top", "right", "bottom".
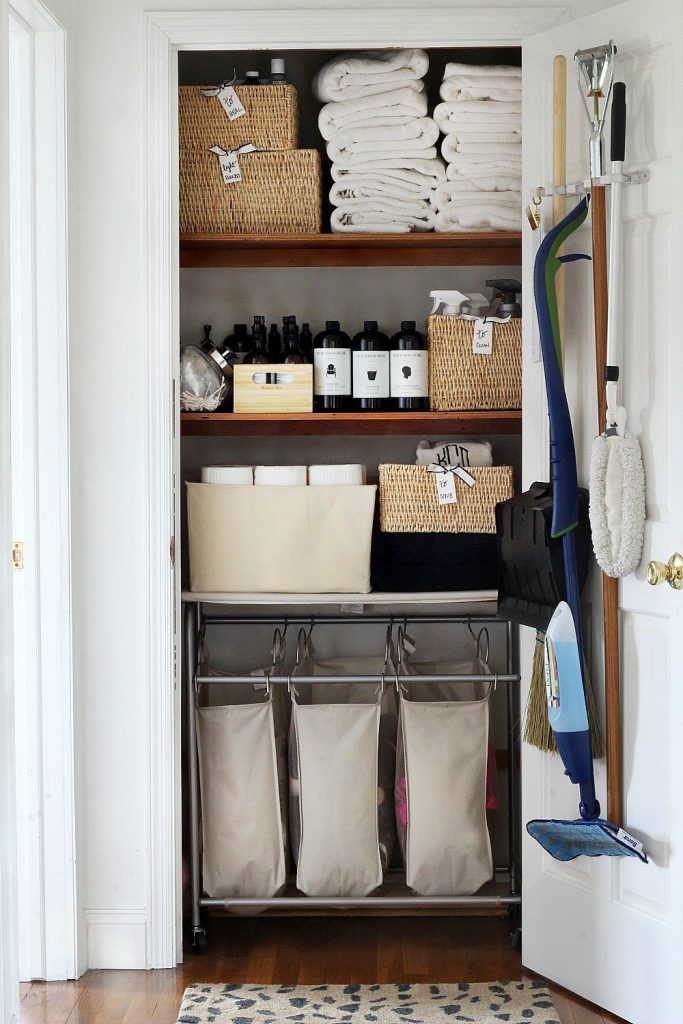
{"left": 443, "top": 62, "right": 522, "bottom": 81}
{"left": 318, "top": 86, "right": 428, "bottom": 140}
{"left": 330, "top": 178, "right": 437, "bottom": 204}
{"left": 434, "top": 203, "right": 520, "bottom": 232}
{"left": 416, "top": 439, "right": 493, "bottom": 468}
{"left": 436, "top": 99, "right": 522, "bottom": 123}
{"left": 314, "top": 49, "right": 429, "bottom": 103}
{"left": 440, "top": 78, "right": 521, "bottom": 103}
{"left": 331, "top": 204, "right": 436, "bottom": 233}
{"left": 326, "top": 116, "right": 439, "bottom": 150}
{"left": 201, "top": 465, "right": 254, "bottom": 485}
{"left": 432, "top": 180, "right": 521, "bottom": 208}
{"left": 328, "top": 121, "right": 439, "bottom": 163}
{"left": 254, "top": 465, "right": 307, "bottom": 486}
{"left": 308, "top": 464, "right": 367, "bottom": 486}
{"left": 332, "top": 156, "right": 448, "bottom": 181}
{"left": 437, "top": 128, "right": 521, "bottom": 146}
{"left": 441, "top": 135, "right": 521, "bottom": 162}
{"left": 431, "top": 188, "right": 521, "bottom": 213}
{"left": 445, "top": 154, "right": 522, "bottom": 177}
{"left": 332, "top": 195, "right": 434, "bottom": 218}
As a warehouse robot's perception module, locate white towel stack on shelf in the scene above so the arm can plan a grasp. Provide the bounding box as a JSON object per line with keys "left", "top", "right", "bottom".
{"left": 432, "top": 63, "right": 522, "bottom": 233}
{"left": 315, "top": 50, "right": 446, "bottom": 232}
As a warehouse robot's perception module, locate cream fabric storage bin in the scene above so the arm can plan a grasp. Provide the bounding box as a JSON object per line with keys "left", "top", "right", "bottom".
{"left": 395, "top": 656, "right": 493, "bottom": 896}
{"left": 187, "top": 482, "right": 377, "bottom": 593}
{"left": 289, "top": 643, "right": 397, "bottom": 897}
{"left": 196, "top": 659, "right": 289, "bottom": 899}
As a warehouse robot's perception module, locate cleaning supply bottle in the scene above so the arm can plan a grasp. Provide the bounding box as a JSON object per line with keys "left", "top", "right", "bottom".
{"left": 313, "top": 321, "right": 351, "bottom": 411}
{"left": 390, "top": 321, "right": 428, "bottom": 411}
{"left": 268, "top": 322, "right": 282, "bottom": 362}
{"left": 299, "top": 322, "right": 313, "bottom": 363}
{"left": 270, "top": 58, "right": 286, "bottom": 83}
{"left": 244, "top": 315, "right": 269, "bottom": 364}
{"left": 352, "top": 321, "right": 389, "bottom": 412}
{"left": 283, "top": 317, "right": 304, "bottom": 364}
{"left": 224, "top": 323, "right": 252, "bottom": 364}
{"left": 485, "top": 279, "right": 522, "bottom": 318}
{"left": 429, "top": 290, "right": 470, "bottom": 315}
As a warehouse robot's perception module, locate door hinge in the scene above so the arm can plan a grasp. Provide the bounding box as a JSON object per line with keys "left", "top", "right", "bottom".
{"left": 12, "top": 541, "right": 24, "bottom": 570}
{"left": 170, "top": 536, "right": 176, "bottom": 566}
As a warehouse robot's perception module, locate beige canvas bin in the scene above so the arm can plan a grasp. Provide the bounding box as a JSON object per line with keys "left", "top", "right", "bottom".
{"left": 428, "top": 314, "right": 522, "bottom": 411}
{"left": 378, "top": 464, "right": 513, "bottom": 533}
{"left": 187, "top": 482, "right": 376, "bottom": 593}
{"left": 179, "top": 84, "right": 300, "bottom": 154}
{"left": 180, "top": 149, "right": 322, "bottom": 234}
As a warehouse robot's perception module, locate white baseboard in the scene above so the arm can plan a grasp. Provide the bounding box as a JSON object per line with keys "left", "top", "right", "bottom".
{"left": 84, "top": 909, "right": 147, "bottom": 969}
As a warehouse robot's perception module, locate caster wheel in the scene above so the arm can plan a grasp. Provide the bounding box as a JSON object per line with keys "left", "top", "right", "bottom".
{"left": 191, "top": 929, "right": 208, "bottom": 955}
{"left": 511, "top": 927, "right": 522, "bottom": 953}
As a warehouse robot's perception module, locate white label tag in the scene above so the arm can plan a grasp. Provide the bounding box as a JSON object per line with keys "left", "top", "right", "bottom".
{"left": 615, "top": 828, "right": 644, "bottom": 855}
{"left": 472, "top": 319, "right": 494, "bottom": 355}
{"left": 435, "top": 470, "right": 457, "bottom": 505}
{"left": 217, "top": 86, "right": 246, "bottom": 121}
{"left": 219, "top": 150, "right": 241, "bottom": 184}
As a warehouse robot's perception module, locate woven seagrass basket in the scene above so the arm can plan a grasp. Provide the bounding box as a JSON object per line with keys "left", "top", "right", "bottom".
{"left": 428, "top": 314, "right": 522, "bottom": 411}
{"left": 379, "top": 464, "right": 514, "bottom": 533}
{"left": 179, "top": 84, "right": 299, "bottom": 153}
{"left": 179, "top": 149, "right": 322, "bottom": 234}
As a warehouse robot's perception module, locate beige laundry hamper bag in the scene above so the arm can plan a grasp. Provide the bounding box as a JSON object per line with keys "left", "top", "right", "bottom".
{"left": 196, "top": 645, "right": 289, "bottom": 899}
{"left": 395, "top": 653, "right": 493, "bottom": 896}
{"left": 289, "top": 641, "right": 397, "bottom": 897}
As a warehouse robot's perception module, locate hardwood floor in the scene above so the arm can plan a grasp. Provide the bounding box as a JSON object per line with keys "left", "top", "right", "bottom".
{"left": 18, "top": 916, "right": 626, "bottom": 1024}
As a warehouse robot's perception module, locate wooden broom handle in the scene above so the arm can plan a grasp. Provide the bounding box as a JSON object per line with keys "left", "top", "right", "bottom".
{"left": 553, "top": 56, "right": 567, "bottom": 363}
{"left": 591, "top": 183, "right": 623, "bottom": 828}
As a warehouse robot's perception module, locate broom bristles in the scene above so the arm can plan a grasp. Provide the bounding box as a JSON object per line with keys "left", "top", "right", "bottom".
{"left": 524, "top": 629, "right": 605, "bottom": 758}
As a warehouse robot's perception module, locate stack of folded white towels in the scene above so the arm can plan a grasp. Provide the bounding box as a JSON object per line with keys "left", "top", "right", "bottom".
{"left": 314, "top": 50, "right": 446, "bottom": 233}
{"left": 432, "top": 63, "right": 522, "bottom": 232}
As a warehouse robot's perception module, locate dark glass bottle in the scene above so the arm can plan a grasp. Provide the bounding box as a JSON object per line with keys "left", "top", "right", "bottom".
{"left": 390, "top": 320, "right": 429, "bottom": 411}
{"left": 313, "top": 321, "right": 352, "bottom": 411}
{"left": 242, "top": 70, "right": 260, "bottom": 85}
{"left": 299, "top": 322, "right": 313, "bottom": 362}
{"left": 268, "top": 323, "right": 282, "bottom": 362}
{"left": 283, "top": 320, "right": 304, "bottom": 364}
{"left": 224, "top": 323, "right": 252, "bottom": 364}
{"left": 352, "top": 321, "right": 390, "bottom": 412}
{"left": 244, "top": 315, "right": 269, "bottom": 364}
{"left": 270, "top": 58, "right": 286, "bottom": 83}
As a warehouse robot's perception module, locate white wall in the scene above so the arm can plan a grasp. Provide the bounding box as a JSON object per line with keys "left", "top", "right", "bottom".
{"left": 68, "top": 0, "right": 615, "bottom": 970}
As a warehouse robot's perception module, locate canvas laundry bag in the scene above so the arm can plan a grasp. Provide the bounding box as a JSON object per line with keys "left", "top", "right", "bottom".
{"left": 395, "top": 649, "right": 494, "bottom": 896}
{"left": 196, "top": 641, "right": 289, "bottom": 899}
{"left": 289, "top": 639, "right": 398, "bottom": 896}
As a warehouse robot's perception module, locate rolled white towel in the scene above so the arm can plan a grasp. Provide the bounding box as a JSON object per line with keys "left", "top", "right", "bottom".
{"left": 201, "top": 465, "right": 254, "bottom": 485}
{"left": 326, "top": 116, "right": 439, "bottom": 150}
{"left": 313, "top": 49, "right": 429, "bottom": 103}
{"left": 254, "top": 465, "right": 307, "bottom": 486}
{"left": 332, "top": 156, "right": 448, "bottom": 180}
{"left": 416, "top": 439, "right": 493, "bottom": 468}
{"left": 331, "top": 203, "right": 436, "bottom": 233}
{"left": 441, "top": 136, "right": 521, "bottom": 162}
{"left": 432, "top": 181, "right": 521, "bottom": 209}
{"left": 434, "top": 203, "right": 520, "bottom": 232}
{"left": 330, "top": 177, "right": 437, "bottom": 204}
{"left": 318, "top": 86, "right": 428, "bottom": 140}
{"left": 332, "top": 158, "right": 447, "bottom": 188}
{"left": 308, "top": 464, "right": 367, "bottom": 486}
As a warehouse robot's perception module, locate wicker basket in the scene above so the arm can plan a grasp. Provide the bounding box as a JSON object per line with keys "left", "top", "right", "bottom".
{"left": 428, "top": 315, "right": 522, "bottom": 411}
{"left": 179, "top": 84, "right": 299, "bottom": 153}
{"left": 180, "top": 149, "right": 322, "bottom": 234}
{"left": 379, "top": 464, "right": 514, "bottom": 533}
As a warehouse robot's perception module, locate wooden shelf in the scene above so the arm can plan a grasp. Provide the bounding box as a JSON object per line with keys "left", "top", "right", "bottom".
{"left": 181, "top": 410, "right": 521, "bottom": 436}
{"left": 179, "top": 231, "right": 522, "bottom": 268}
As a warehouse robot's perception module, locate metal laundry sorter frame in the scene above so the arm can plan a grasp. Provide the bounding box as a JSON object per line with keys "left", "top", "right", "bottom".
{"left": 183, "top": 600, "right": 521, "bottom": 954}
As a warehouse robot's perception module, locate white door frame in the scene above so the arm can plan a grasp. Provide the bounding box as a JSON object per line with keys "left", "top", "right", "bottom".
{"left": 144, "top": 3, "right": 567, "bottom": 967}
{"left": 8, "top": 0, "right": 77, "bottom": 983}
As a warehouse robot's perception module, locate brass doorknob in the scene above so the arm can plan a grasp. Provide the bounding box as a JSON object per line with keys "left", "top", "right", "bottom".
{"left": 647, "top": 552, "right": 683, "bottom": 589}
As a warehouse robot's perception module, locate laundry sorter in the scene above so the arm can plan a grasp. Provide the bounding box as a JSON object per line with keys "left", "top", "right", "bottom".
{"left": 183, "top": 596, "right": 521, "bottom": 955}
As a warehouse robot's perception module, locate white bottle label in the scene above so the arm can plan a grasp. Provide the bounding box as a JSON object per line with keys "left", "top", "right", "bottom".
{"left": 314, "top": 347, "right": 351, "bottom": 395}
{"left": 390, "top": 349, "right": 428, "bottom": 397}
{"left": 353, "top": 350, "right": 389, "bottom": 399}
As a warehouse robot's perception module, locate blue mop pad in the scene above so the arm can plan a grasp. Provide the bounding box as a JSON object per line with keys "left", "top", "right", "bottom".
{"left": 527, "top": 819, "right": 647, "bottom": 862}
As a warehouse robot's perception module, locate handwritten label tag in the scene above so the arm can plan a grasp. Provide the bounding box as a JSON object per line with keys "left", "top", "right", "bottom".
{"left": 435, "top": 470, "right": 458, "bottom": 505}
{"left": 218, "top": 150, "right": 242, "bottom": 184}
{"left": 217, "top": 85, "right": 246, "bottom": 121}
{"left": 472, "top": 318, "right": 494, "bottom": 355}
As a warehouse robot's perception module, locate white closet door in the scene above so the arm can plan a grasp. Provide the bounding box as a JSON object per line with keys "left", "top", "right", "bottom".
{"left": 522, "top": 3, "right": 683, "bottom": 1022}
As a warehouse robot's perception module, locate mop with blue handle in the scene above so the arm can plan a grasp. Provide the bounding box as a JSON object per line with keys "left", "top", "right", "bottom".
{"left": 525, "top": 197, "right": 647, "bottom": 862}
